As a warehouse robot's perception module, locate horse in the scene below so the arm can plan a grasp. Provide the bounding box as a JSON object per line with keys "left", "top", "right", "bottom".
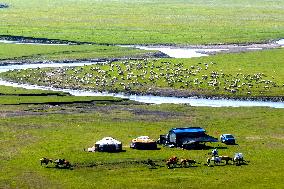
{"left": 233, "top": 153, "right": 245, "bottom": 165}
{"left": 220, "top": 156, "right": 233, "bottom": 165}
{"left": 40, "top": 157, "right": 53, "bottom": 166}
{"left": 166, "top": 156, "right": 178, "bottom": 169}
{"left": 54, "top": 159, "right": 71, "bottom": 168}
{"left": 180, "top": 159, "right": 196, "bottom": 167}
{"left": 206, "top": 156, "right": 221, "bottom": 166}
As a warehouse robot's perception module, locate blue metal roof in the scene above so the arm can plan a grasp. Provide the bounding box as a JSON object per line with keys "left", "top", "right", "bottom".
{"left": 170, "top": 127, "right": 206, "bottom": 134}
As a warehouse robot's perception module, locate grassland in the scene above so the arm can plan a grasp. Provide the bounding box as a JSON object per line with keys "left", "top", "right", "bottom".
{"left": 2, "top": 48, "right": 283, "bottom": 99}
{"left": 0, "top": 43, "right": 151, "bottom": 62}
{"left": 0, "top": 0, "right": 284, "bottom": 188}
{"left": 0, "top": 95, "right": 127, "bottom": 105}
{"left": 0, "top": 101, "right": 283, "bottom": 189}
{"left": 0, "top": 85, "right": 128, "bottom": 105}
{"left": 1, "top": 0, "right": 284, "bottom": 45}
{"left": 0, "top": 85, "right": 67, "bottom": 96}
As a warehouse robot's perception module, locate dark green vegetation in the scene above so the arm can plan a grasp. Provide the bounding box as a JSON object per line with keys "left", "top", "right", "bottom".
{"left": 0, "top": 96, "right": 127, "bottom": 105}
{"left": 0, "top": 85, "right": 66, "bottom": 96}
{"left": 0, "top": 101, "right": 283, "bottom": 188}
{"left": 2, "top": 49, "right": 283, "bottom": 99}
{"left": 0, "top": 43, "right": 150, "bottom": 62}
{"left": 1, "top": 0, "right": 284, "bottom": 44}
{"left": 0, "top": 85, "right": 128, "bottom": 105}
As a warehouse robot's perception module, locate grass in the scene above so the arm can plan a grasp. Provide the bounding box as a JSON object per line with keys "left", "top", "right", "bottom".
{"left": 0, "top": 0, "right": 283, "bottom": 188}
{"left": 0, "top": 85, "right": 128, "bottom": 105}
{"left": 0, "top": 96, "right": 127, "bottom": 105}
{"left": 0, "top": 85, "right": 68, "bottom": 96}
{"left": 1, "top": 0, "right": 284, "bottom": 45}
{"left": 0, "top": 103, "right": 283, "bottom": 188}
{"left": 0, "top": 43, "right": 150, "bottom": 61}
{"left": 2, "top": 48, "right": 283, "bottom": 98}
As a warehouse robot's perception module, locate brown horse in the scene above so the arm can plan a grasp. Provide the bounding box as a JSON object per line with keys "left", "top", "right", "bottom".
{"left": 54, "top": 159, "right": 71, "bottom": 168}
{"left": 40, "top": 157, "right": 53, "bottom": 166}
{"left": 180, "top": 159, "right": 196, "bottom": 167}
{"left": 220, "top": 156, "right": 233, "bottom": 165}
{"left": 166, "top": 156, "right": 178, "bottom": 169}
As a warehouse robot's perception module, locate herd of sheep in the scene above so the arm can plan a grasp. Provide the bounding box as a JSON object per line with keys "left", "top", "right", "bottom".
{"left": 2, "top": 59, "right": 282, "bottom": 98}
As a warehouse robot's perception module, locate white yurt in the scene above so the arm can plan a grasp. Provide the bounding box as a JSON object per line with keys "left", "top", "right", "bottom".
{"left": 94, "top": 137, "right": 122, "bottom": 152}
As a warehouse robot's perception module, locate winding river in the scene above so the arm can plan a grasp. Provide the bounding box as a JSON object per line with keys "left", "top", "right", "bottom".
{"left": 0, "top": 39, "right": 284, "bottom": 108}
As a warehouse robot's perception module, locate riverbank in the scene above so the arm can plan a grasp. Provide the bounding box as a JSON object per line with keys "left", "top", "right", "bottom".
{"left": 1, "top": 48, "right": 284, "bottom": 105}
{"left": 0, "top": 52, "right": 169, "bottom": 66}
{"left": 0, "top": 37, "right": 283, "bottom": 104}
{"left": 1, "top": 35, "right": 283, "bottom": 59}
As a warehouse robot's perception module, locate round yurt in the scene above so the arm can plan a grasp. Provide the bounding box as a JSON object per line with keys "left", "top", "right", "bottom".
{"left": 95, "top": 137, "right": 122, "bottom": 152}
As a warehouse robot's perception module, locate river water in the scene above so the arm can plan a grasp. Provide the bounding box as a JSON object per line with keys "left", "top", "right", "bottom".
{"left": 0, "top": 63, "right": 283, "bottom": 108}
{"left": 0, "top": 40, "right": 68, "bottom": 45}
{"left": 276, "top": 39, "right": 284, "bottom": 46}
{"left": 120, "top": 45, "right": 229, "bottom": 58}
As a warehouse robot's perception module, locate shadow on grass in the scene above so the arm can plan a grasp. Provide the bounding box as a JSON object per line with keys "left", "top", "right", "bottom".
{"left": 44, "top": 166, "right": 74, "bottom": 170}
{"left": 130, "top": 147, "right": 161, "bottom": 151}
{"left": 182, "top": 145, "right": 228, "bottom": 150}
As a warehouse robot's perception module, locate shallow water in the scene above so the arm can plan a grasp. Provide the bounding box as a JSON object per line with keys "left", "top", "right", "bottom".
{"left": 120, "top": 45, "right": 229, "bottom": 58}
{"left": 0, "top": 62, "right": 96, "bottom": 73}
{"left": 120, "top": 38, "right": 284, "bottom": 58}
{"left": 0, "top": 62, "right": 283, "bottom": 108}
{"left": 0, "top": 79, "right": 283, "bottom": 108}
{"left": 276, "top": 39, "right": 284, "bottom": 46}
{"left": 0, "top": 40, "right": 68, "bottom": 45}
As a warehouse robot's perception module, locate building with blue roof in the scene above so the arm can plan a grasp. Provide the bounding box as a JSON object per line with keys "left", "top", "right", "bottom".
{"left": 161, "top": 127, "right": 218, "bottom": 148}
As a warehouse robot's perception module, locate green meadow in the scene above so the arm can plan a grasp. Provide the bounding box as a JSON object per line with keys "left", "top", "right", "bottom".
{"left": 0, "top": 85, "right": 67, "bottom": 96}
{"left": 0, "top": 0, "right": 284, "bottom": 188}
{"left": 0, "top": 43, "right": 149, "bottom": 61}
{"left": 0, "top": 101, "right": 283, "bottom": 189}
{"left": 1, "top": 0, "right": 284, "bottom": 44}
